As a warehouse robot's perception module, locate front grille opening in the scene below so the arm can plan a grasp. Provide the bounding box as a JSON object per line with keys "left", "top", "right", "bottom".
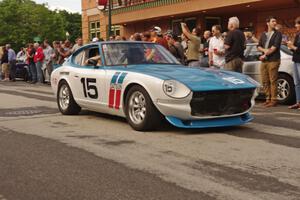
{"left": 190, "top": 89, "right": 254, "bottom": 117}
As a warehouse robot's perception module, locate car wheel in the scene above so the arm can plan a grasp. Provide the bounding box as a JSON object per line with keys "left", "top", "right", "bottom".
{"left": 277, "top": 73, "right": 296, "bottom": 105}
{"left": 57, "top": 80, "right": 81, "bottom": 115}
{"left": 125, "top": 85, "right": 163, "bottom": 131}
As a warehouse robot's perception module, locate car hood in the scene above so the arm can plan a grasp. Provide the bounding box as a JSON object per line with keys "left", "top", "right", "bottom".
{"left": 124, "top": 64, "right": 257, "bottom": 91}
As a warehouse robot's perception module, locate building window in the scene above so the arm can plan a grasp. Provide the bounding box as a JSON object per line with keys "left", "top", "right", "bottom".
{"left": 172, "top": 19, "right": 183, "bottom": 36}
{"left": 112, "top": 25, "right": 121, "bottom": 36}
{"left": 90, "top": 21, "right": 101, "bottom": 40}
{"left": 185, "top": 17, "right": 197, "bottom": 31}
{"left": 205, "top": 17, "right": 221, "bottom": 32}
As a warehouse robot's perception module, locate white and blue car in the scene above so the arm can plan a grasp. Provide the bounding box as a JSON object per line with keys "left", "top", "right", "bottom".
{"left": 51, "top": 42, "right": 259, "bottom": 131}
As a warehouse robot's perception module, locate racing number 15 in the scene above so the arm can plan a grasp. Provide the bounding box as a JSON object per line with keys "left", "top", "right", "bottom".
{"left": 80, "top": 78, "right": 98, "bottom": 99}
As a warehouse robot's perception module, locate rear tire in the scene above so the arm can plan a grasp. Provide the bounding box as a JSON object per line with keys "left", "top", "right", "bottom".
{"left": 277, "top": 73, "right": 296, "bottom": 105}
{"left": 57, "top": 80, "right": 81, "bottom": 115}
{"left": 125, "top": 85, "right": 163, "bottom": 131}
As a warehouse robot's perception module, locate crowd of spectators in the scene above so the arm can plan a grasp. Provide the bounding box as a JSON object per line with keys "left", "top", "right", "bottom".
{"left": 0, "top": 38, "right": 83, "bottom": 84}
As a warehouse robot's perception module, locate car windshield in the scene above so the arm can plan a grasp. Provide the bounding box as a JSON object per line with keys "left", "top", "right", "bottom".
{"left": 102, "top": 42, "right": 180, "bottom": 66}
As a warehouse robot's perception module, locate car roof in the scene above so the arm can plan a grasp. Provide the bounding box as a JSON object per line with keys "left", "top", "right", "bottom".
{"left": 90, "top": 41, "right": 154, "bottom": 45}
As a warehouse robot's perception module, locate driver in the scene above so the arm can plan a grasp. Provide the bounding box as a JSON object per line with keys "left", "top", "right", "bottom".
{"left": 85, "top": 49, "right": 102, "bottom": 66}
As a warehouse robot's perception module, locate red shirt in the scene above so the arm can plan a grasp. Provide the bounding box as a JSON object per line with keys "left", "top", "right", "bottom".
{"left": 153, "top": 37, "right": 169, "bottom": 50}
{"left": 34, "top": 47, "right": 44, "bottom": 63}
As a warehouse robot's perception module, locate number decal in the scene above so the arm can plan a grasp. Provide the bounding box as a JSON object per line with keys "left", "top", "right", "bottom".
{"left": 222, "top": 77, "right": 245, "bottom": 84}
{"left": 80, "top": 78, "right": 98, "bottom": 99}
{"left": 80, "top": 78, "right": 87, "bottom": 97}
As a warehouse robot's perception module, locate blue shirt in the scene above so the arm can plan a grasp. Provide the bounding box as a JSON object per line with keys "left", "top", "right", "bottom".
{"left": 8, "top": 48, "right": 16, "bottom": 62}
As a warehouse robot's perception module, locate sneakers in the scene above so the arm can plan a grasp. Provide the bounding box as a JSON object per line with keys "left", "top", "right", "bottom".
{"left": 288, "top": 103, "right": 300, "bottom": 109}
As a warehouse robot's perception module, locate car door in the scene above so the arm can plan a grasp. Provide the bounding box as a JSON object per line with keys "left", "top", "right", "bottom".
{"left": 100, "top": 43, "right": 129, "bottom": 116}
{"left": 70, "top": 44, "right": 107, "bottom": 112}
{"left": 243, "top": 44, "right": 261, "bottom": 82}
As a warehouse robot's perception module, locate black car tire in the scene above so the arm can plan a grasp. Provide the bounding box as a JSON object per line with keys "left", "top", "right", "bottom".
{"left": 277, "top": 73, "right": 296, "bottom": 105}
{"left": 57, "top": 80, "right": 81, "bottom": 115}
{"left": 125, "top": 85, "right": 163, "bottom": 131}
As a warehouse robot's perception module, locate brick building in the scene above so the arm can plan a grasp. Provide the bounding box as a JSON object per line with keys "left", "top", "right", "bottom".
{"left": 81, "top": 0, "right": 300, "bottom": 43}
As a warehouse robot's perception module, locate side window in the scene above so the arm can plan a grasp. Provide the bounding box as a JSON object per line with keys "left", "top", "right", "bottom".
{"left": 244, "top": 45, "right": 261, "bottom": 61}
{"left": 73, "top": 50, "right": 85, "bottom": 66}
{"left": 73, "top": 47, "right": 101, "bottom": 67}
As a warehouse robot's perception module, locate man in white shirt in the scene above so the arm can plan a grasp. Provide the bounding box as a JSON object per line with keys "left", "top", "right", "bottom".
{"left": 16, "top": 47, "right": 26, "bottom": 63}
{"left": 209, "top": 25, "right": 225, "bottom": 68}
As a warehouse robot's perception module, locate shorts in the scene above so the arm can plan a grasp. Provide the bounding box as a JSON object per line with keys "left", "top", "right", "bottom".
{"left": 2, "top": 63, "right": 9, "bottom": 74}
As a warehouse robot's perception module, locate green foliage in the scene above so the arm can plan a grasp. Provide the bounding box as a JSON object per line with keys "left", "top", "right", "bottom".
{"left": 0, "top": 0, "right": 81, "bottom": 50}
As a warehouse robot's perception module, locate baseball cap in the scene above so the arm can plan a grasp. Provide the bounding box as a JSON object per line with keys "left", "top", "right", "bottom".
{"left": 92, "top": 37, "right": 99, "bottom": 42}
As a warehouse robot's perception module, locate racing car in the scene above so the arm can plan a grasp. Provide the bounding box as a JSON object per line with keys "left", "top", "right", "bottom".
{"left": 51, "top": 41, "right": 259, "bottom": 131}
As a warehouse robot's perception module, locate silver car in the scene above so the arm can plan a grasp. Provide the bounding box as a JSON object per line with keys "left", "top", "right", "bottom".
{"left": 243, "top": 44, "right": 295, "bottom": 104}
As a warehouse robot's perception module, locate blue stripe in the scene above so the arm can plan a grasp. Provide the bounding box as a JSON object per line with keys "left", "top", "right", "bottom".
{"left": 111, "top": 72, "right": 121, "bottom": 84}
{"left": 117, "top": 73, "right": 127, "bottom": 84}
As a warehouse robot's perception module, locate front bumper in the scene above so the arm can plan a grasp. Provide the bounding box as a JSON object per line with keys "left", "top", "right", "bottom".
{"left": 165, "top": 113, "right": 253, "bottom": 129}
{"left": 156, "top": 88, "right": 256, "bottom": 120}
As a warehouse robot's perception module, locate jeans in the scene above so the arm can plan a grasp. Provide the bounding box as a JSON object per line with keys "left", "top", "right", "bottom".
{"left": 29, "top": 62, "right": 37, "bottom": 82}
{"left": 46, "top": 62, "right": 53, "bottom": 77}
{"left": 293, "top": 62, "right": 300, "bottom": 102}
{"left": 26, "top": 65, "right": 32, "bottom": 81}
{"left": 260, "top": 61, "right": 280, "bottom": 102}
{"left": 35, "top": 61, "right": 44, "bottom": 83}
{"left": 9, "top": 60, "right": 16, "bottom": 80}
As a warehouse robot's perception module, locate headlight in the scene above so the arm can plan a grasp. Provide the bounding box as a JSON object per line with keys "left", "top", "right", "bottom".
{"left": 163, "top": 80, "right": 191, "bottom": 98}
{"left": 247, "top": 77, "right": 261, "bottom": 87}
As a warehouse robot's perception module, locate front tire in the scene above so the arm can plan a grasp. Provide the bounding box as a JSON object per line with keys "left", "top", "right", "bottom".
{"left": 57, "top": 80, "right": 81, "bottom": 115}
{"left": 125, "top": 85, "right": 163, "bottom": 131}
{"left": 277, "top": 73, "right": 295, "bottom": 105}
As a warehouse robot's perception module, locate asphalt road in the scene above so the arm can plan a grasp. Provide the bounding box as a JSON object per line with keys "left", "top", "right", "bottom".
{"left": 0, "top": 81, "right": 299, "bottom": 200}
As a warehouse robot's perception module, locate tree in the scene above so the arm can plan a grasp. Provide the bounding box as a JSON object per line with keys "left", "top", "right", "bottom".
{"left": 56, "top": 10, "right": 82, "bottom": 43}
{"left": 0, "top": 0, "right": 81, "bottom": 50}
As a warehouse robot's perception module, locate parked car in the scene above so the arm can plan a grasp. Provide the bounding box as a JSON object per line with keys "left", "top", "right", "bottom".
{"left": 51, "top": 41, "right": 259, "bottom": 131}
{"left": 15, "top": 62, "right": 28, "bottom": 81}
{"left": 243, "top": 43, "right": 295, "bottom": 104}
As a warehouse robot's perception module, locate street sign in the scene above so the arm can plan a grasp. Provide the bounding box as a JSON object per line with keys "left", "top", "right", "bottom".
{"left": 33, "top": 37, "right": 41, "bottom": 42}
